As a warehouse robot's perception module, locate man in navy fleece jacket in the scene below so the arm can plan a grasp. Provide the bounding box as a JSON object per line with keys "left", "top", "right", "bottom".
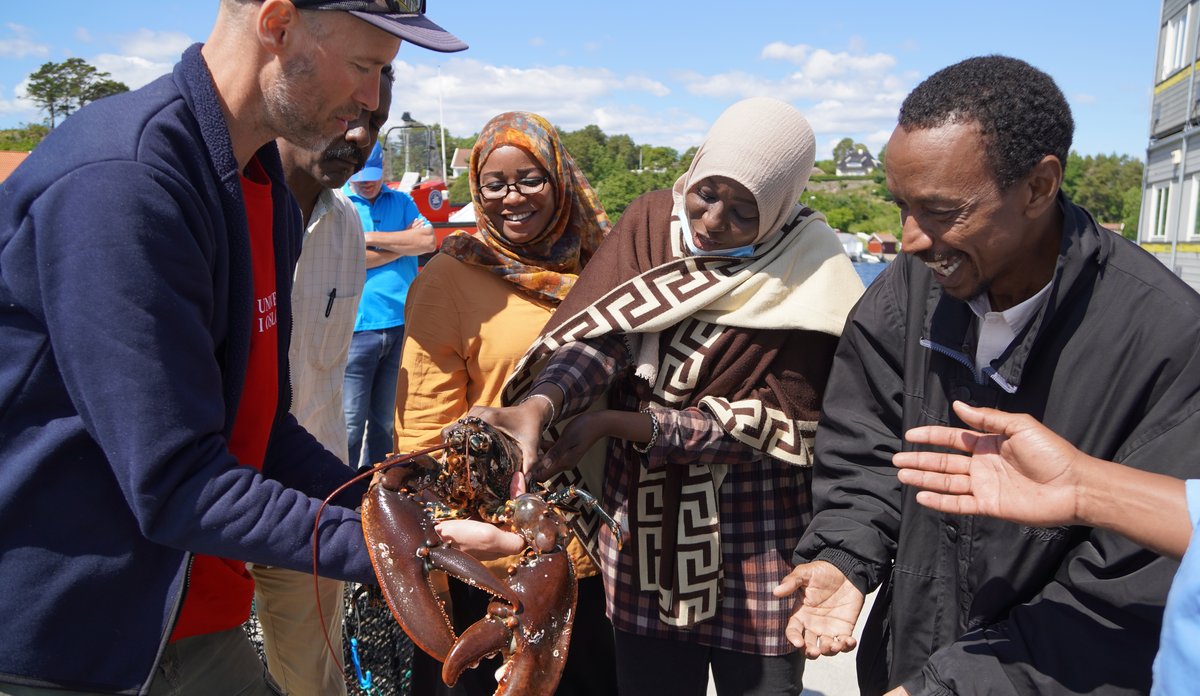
{"left": 0, "top": 1, "right": 464, "bottom": 694}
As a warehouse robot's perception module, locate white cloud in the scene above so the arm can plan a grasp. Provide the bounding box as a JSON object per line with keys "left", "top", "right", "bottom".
{"left": 91, "top": 54, "right": 175, "bottom": 90}
{"left": 1073, "top": 93, "right": 1097, "bottom": 105}
{"left": 589, "top": 106, "right": 710, "bottom": 152}
{"left": 0, "top": 23, "right": 49, "bottom": 59}
{"left": 684, "top": 42, "right": 910, "bottom": 156}
{"left": 387, "top": 59, "right": 671, "bottom": 139}
{"left": 2, "top": 78, "right": 41, "bottom": 123}
{"left": 74, "top": 27, "right": 93, "bottom": 43}
{"left": 63, "top": 29, "right": 194, "bottom": 89}
{"left": 802, "top": 48, "right": 896, "bottom": 81}
{"left": 116, "top": 29, "right": 193, "bottom": 64}
{"left": 383, "top": 41, "right": 909, "bottom": 157}
{"left": 761, "top": 42, "right": 810, "bottom": 63}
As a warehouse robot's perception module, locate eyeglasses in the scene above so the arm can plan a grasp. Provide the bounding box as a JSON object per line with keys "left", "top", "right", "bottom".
{"left": 477, "top": 177, "right": 549, "bottom": 201}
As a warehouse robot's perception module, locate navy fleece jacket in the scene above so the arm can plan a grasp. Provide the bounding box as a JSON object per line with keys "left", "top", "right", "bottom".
{"left": 0, "top": 45, "right": 372, "bottom": 694}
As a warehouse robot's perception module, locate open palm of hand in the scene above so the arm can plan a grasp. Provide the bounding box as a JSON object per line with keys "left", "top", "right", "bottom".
{"left": 895, "top": 402, "right": 1085, "bottom": 528}
{"left": 774, "top": 561, "right": 864, "bottom": 658}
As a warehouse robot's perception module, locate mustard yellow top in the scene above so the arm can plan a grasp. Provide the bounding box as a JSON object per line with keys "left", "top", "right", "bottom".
{"left": 395, "top": 252, "right": 555, "bottom": 445}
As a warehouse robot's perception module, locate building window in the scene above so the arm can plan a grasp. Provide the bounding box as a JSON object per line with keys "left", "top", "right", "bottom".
{"left": 1191, "top": 174, "right": 1200, "bottom": 240}
{"left": 1149, "top": 183, "right": 1172, "bottom": 240}
{"left": 1162, "top": 10, "right": 1192, "bottom": 81}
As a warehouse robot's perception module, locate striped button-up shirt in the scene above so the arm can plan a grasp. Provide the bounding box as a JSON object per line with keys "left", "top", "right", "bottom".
{"left": 289, "top": 188, "right": 365, "bottom": 463}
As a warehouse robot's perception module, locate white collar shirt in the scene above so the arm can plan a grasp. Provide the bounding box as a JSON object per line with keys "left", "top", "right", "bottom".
{"left": 288, "top": 187, "right": 366, "bottom": 464}
{"left": 968, "top": 281, "right": 1052, "bottom": 379}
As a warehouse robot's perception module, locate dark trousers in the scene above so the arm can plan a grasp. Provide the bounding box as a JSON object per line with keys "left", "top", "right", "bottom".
{"left": 614, "top": 628, "right": 804, "bottom": 696}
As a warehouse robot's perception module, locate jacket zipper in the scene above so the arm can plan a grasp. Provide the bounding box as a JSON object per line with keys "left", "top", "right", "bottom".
{"left": 142, "top": 553, "right": 193, "bottom": 695}
{"left": 919, "top": 338, "right": 987, "bottom": 386}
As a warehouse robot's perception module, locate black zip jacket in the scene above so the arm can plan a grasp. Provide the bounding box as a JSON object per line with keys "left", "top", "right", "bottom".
{"left": 795, "top": 196, "right": 1200, "bottom": 695}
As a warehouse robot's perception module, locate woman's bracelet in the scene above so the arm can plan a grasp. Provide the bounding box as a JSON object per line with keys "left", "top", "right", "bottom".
{"left": 521, "top": 392, "right": 557, "bottom": 430}
{"left": 632, "top": 408, "right": 659, "bottom": 454}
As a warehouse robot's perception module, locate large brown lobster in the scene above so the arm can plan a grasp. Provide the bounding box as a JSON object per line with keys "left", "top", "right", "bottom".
{"left": 358, "top": 416, "right": 617, "bottom": 695}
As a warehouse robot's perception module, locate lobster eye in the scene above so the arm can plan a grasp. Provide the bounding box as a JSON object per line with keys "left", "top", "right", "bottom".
{"left": 468, "top": 433, "right": 489, "bottom": 452}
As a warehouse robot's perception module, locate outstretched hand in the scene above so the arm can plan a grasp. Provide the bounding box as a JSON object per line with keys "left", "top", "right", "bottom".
{"left": 893, "top": 401, "right": 1086, "bottom": 527}
{"left": 773, "top": 561, "right": 864, "bottom": 658}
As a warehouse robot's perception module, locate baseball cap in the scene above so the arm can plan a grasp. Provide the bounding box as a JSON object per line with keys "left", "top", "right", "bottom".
{"left": 292, "top": 0, "right": 467, "bottom": 53}
{"left": 350, "top": 142, "right": 385, "bottom": 182}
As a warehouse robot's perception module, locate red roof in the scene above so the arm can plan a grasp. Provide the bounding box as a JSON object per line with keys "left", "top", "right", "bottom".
{"left": 0, "top": 151, "right": 30, "bottom": 182}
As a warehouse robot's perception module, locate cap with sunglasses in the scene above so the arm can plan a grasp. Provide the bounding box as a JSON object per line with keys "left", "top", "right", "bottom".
{"left": 292, "top": 0, "right": 467, "bottom": 53}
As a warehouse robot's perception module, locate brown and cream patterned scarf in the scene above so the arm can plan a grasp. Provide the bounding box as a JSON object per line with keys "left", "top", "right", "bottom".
{"left": 503, "top": 192, "right": 863, "bottom": 626}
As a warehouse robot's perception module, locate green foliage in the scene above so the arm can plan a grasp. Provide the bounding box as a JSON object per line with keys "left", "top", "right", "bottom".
{"left": 803, "top": 189, "right": 901, "bottom": 236}
{"left": 594, "top": 168, "right": 681, "bottom": 220}
{"left": 814, "top": 159, "right": 836, "bottom": 175}
{"left": 447, "top": 173, "right": 473, "bottom": 206}
{"left": 1121, "top": 187, "right": 1142, "bottom": 240}
{"left": 24, "top": 58, "right": 129, "bottom": 128}
{"left": 0, "top": 123, "right": 50, "bottom": 151}
{"left": 1061, "top": 151, "right": 1142, "bottom": 239}
{"left": 640, "top": 145, "right": 678, "bottom": 171}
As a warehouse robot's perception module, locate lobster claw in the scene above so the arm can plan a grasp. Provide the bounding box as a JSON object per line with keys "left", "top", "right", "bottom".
{"left": 442, "top": 495, "right": 579, "bottom": 696}
{"left": 360, "top": 471, "right": 522, "bottom": 662}
{"left": 443, "top": 550, "right": 576, "bottom": 695}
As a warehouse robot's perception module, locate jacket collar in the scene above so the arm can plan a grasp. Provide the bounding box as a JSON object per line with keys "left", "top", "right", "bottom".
{"left": 172, "top": 43, "right": 295, "bottom": 434}
{"left": 924, "top": 192, "right": 1104, "bottom": 391}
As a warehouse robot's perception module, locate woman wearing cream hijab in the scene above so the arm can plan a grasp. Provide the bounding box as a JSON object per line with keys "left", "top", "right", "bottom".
{"left": 473, "top": 97, "right": 864, "bottom": 695}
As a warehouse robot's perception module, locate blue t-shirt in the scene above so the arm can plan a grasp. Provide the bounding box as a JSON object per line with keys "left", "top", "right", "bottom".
{"left": 344, "top": 186, "right": 428, "bottom": 331}
{"left": 1152, "top": 479, "right": 1200, "bottom": 694}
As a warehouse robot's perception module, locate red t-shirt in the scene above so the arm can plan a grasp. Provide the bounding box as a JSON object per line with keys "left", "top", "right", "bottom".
{"left": 171, "top": 157, "right": 279, "bottom": 642}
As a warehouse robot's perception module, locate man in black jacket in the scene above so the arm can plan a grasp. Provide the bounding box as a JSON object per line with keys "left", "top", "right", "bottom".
{"left": 776, "top": 55, "right": 1200, "bottom": 696}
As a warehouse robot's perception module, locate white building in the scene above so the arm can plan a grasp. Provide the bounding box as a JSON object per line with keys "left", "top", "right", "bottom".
{"left": 1143, "top": 0, "right": 1200, "bottom": 289}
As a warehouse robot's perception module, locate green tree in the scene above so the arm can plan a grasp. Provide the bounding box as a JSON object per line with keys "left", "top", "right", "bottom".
{"left": 1061, "top": 151, "right": 1143, "bottom": 232}
{"left": 831, "top": 137, "right": 857, "bottom": 164}
{"left": 639, "top": 145, "right": 678, "bottom": 171}
{"left": 0, "top": 123, "right": 50, "bottom": 151}
{"left": 23, "top": 58, "right": 129, "bottom": 128}
{"left": 560, "top": 125, "right": 608, "bottom": 182}
{"left": 803, "top": 187, "right": 901, "bottom": 235}
{"left": 447, "top": 171, "right": 473, "bottom": 206}
{"left": 1121, "top": 186, "right": 1141, "bottom": 240}
{"left": 604, "top": 133, "right": 638, "bottom": 176}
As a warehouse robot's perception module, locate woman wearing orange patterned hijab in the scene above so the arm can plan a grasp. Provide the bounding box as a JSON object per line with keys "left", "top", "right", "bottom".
{"left": 394, "top": 111, "right": 614, "bottom": 695}
{"left": 438, "top": 110, "right": 608, "bottom": 303}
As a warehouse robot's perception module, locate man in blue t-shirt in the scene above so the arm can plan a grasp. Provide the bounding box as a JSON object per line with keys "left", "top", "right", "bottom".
{"left": 343, "top": 141, "right": 436, "bottom": 470}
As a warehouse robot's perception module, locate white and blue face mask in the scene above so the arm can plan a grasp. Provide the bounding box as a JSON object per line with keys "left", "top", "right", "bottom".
{"left": 678, "top": 212, "right": 755, "bottom": 258}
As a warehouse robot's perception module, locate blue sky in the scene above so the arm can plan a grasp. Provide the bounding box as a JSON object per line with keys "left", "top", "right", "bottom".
{"left": 0, "top": 2, "right": 1161, "bottom": 160}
